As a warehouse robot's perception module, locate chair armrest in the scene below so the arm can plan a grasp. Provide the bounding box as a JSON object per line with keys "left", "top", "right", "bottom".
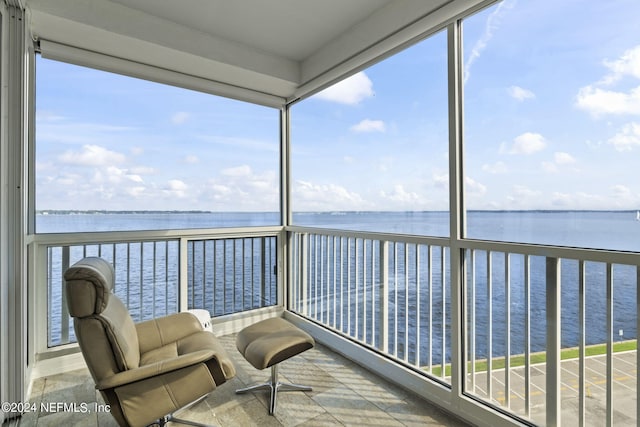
{"left": 97, "top": 350, "right": 215, "bottom": 390}
{"left": 136, "top": 312, "right": 203, "bottom": 353}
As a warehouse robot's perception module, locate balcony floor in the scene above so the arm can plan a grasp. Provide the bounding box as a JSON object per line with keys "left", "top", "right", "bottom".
{"left": 20, "top": 334, "right": 468, "bottom": 427}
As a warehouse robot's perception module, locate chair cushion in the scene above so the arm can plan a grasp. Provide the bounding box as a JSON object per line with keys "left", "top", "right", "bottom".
{"left": 99, "top": 296, "right": 141, "bottom": 370}
{"left": 64, "top": 257, "right": 115, "bottom": 318}
{"left": 140, "top": 342, "right": 178, "bottom": 366}
{"left": 139, "top": 330, "right": 236, "bottom": 381}
{"left": 115, "top": 363, "right": 216, "bottom": 427}
{"left": 178, "top": 331, "right": 237, "bottom": 380}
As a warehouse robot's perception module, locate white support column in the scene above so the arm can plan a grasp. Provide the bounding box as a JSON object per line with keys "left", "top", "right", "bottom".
{"left": 280, "top": 106, "right": 291, "bottom": 310}
{"left": 447, "top": 19, "right": 466, "bottom": 406}
{"left": 280, "top": 106, "right": 291, "bottom": 228}
{"left": 0, "top": 1, "right": 31, "bottom": 422}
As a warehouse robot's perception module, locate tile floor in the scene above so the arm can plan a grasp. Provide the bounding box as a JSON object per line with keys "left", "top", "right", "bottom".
{"left": 19, "top": 334, "right": 469, "bottom": 426}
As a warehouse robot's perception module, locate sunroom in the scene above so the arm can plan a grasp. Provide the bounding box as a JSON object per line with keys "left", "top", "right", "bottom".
{"left": 1, "top": 0, "right": 639, "bottom": 426}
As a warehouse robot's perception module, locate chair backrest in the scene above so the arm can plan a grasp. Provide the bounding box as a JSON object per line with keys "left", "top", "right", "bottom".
{"left": 64, "top": 257, "right": 141, "bottom": 382}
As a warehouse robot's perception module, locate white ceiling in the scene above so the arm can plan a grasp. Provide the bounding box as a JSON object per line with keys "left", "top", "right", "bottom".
{"left": 25, "top": 0, "right": 487, "bottom": 105}
{"left": 109, "top": 0, "right": 391, "bottom": 62}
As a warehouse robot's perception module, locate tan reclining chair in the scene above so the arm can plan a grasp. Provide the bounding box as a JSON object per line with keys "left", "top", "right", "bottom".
{"left": 64, "top": 257, "right": 236, "bottom": 427}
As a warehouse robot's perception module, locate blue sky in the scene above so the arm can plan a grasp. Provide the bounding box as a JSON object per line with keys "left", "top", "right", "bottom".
{"left": 36, "top": 0, "right": 640, "bottom": 212}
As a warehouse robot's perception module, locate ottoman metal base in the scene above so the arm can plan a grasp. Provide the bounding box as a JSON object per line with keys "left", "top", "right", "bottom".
{"left": 236, "top": 364, "right": 312, "bottom": 415}
{"left": 235, "top": 317, "right": 315, "bottom": 415}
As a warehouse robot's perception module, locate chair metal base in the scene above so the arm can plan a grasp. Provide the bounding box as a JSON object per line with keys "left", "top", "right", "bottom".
{"left": 236, "top": 364, "right": 312, "bottom": 415}
{"left": 150, "top": 395, "right": 215, "bottom": 427}
{"left": 153, "top": 414, "right": 215, "bottom": 427}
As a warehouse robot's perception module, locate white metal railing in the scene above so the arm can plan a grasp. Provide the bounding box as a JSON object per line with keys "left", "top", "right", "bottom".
{"left": 461, "top": 240, "right": 640, "bottom": 427}
{"left": 32, "top": 227, "right": 281, "bottom": 348}
{"left": 187, "top": 236, "right": 278, "bottom": 317}
{"left": 31, "top": 224, "right": 640, "bottom": 426}
{"left": 45, "top": 240, "right": 180, "bottom": 346}
{"left": 288, "top": 226, "right": 640, "bottom": 427}
{"left": 289, "top": 227, "right": 452, "bottom": 383}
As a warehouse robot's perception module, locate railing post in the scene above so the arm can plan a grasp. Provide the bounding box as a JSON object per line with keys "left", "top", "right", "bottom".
{"left": 60, "top": 246, "right": 70, "bottom": 344}
{"left": 178, "top": 237, "right": 189, "bottom": 312}
{"left": 637, "top": 266, "right": 640, "bottom": 427}
{"left": 605, "top": 263, "right": 613, "bottom": 427}
{"left": 379, "top": 240, "right": 389, "bottom": 353}
{"left": 261, "top": 236, "right": 267, "bottom": 304}
{"left": 300, "top": 233, "right": 308, "bottom": 315}
{"left": 546, "top": 256, "right": 561, "bottom": 427}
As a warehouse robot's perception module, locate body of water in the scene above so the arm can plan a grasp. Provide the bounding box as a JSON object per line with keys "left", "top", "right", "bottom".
{"left": 40, "top": 210, "right": 640, "bottom": 359}
{"left": 38, "top": 209, "right": 640, "bottom": 251}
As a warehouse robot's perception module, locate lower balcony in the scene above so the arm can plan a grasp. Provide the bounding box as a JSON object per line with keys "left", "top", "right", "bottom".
{"left": 26, "top": 225, "right": 640, "bottom": 427}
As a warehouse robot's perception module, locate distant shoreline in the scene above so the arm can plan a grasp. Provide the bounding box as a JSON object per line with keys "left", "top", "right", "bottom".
{"left": 36, "top": 209, "right": 640, "bottom": 215}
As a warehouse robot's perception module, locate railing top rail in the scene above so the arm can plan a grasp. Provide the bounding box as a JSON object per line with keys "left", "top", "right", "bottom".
{"left": 30, "top": 225, "right": 285, "bottom": 246}
{"left": 287, "top": 225, "right": 640, "bottom": 265}
{"left": 459, "top": 238, "right": 640, "bottom": 265}
{"left": 30, "top": 222, "right": 640, "bottom": 266}
{"left": 285, "top": 225, "right": 451, "bottom": 246}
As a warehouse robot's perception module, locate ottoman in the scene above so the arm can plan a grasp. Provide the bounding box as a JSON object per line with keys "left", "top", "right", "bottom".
{"left": 235, "top": 317, "right": 315, "bottom": 414}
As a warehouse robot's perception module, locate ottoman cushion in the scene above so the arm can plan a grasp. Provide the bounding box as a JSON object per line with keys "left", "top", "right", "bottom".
{"left": 236, "top": 317, "right": 314, "bottom": 370}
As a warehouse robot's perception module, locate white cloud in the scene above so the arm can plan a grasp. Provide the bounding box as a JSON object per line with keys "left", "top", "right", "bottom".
{"left": 59, "top": 144, "right": 126, "bottom": 166}
{"left": 433, "top": 173, "right": 448, "bottom": 189}
{"left": 350, "top": 119, "right": 386, "bottom": 133}
{"left": 465, "top": 176, "right": 487, "bottom": 196}
{"left": 167, "top": 179, "right": 188, "bottom": 191}
{"left": 183, "top": 155, "right": 199, "bottom": 164}
{"left": 542, "top": 152, "right": 576, "bottom": 173}
{"left": 126, "top": 186, "right": 146, "bottom": 197}
{"left": 293, "top": 180, "right": 368, "bottom": 211}
{"left": 130, "top": 165, "right": 156, "bottom": 175}
{"left": 464, "top": 0, "right": 514, "bottom": 84}
{"left": 576, "top": 85, "right": 640, "bottom": 116}
{"left": 436, "top": 174, "right": 486, "bottom": 199}
{"left": 221, "top": 164, "right": 252, "bottom": 177}
{"left": 576, "top": 44, "right": 640, "bottom": 117}
{"left": 379, "top": 185, "right": 421, "bottom": 204}
{"left": 92, "top": 166, "right": 143, "bottom": 186}
{"left": 506, "top": 185, "right": 542, "bottom": 208}
{"left": 550, "top": 191, "right": 606, "bottom": 209}
{"left": 126, "top": 174, "right": 144, "bottom": 183}
{"left": 377, "top": 156, "right": 394, "bottom": 173}
{"left": 205, "top": 167, "right": 278, "bottom": 210}
{"left": 609, "top": 185, "right": 640, "bottom": 208}
{"left": 314, "top": 72, "right": 374, "bottom": 105}
{"left": 52, "top": 172, "right": 82, "bottom": 187}
{"left": 509, "top": 132, "right": 547, "bottom": 154}
{"left": 541, "top": 161, "right": 557, "bottom": 173}
{"left": 554, "top": 152, "right": 576, "bottom": 164}
{"left": 164, "top": 179, "right": 188, "bottom": 198}
{"left": 608, "top": 122, "right": 640, "bottom": 151}
{"left": 482, "top": 161, "right": 508, "bottom": 174}
{"left": 601, "top": 45, "right": 640, "bottom": 85}
{"left": 508, "top": 85, "right": 535, "bottom": 101}
{"left": 171, "top": 112, "right": 190, "bottom": 125}
{"left": 612, "top": 184, "right": 633, "bottom": 198}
